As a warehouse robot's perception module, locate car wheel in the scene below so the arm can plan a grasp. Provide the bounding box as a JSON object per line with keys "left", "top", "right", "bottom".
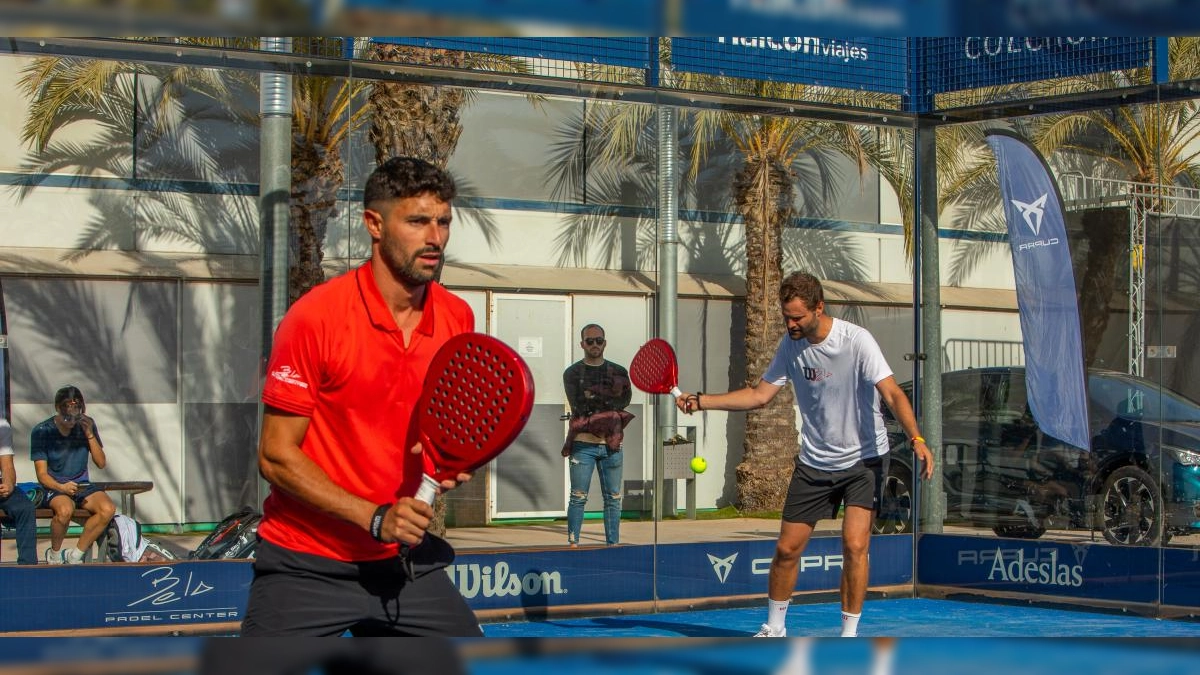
{"left": 992, "top": 522, "right": 1047, "bottom": 539}
{"left": 873, "top": 460, "right": 912, "bottom": 535}
{"left": 1101, "top": 465, "right": 1164, "bottom": 546}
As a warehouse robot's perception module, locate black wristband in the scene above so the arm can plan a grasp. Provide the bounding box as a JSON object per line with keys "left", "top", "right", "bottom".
{"left": 369, "top": 503, "right": 391, "bottom": 542}
{"left": 695, "top": 392, "right": 704, "bottom": 411}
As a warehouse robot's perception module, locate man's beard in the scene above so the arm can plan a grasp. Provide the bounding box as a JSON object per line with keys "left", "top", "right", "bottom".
{"left": 385, "top": 244, "right": 440, "bottom": 285}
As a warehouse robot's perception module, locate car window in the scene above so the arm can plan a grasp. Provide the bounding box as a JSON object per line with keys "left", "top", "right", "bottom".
{"left": 1090, "top": 372, "right": 1200, "bottom": 422}
{"left": 943, "top": 370, "right": 983, "bottom": 423}
{"left": 978, "top": 372, "right": 1028, "bottom": 426}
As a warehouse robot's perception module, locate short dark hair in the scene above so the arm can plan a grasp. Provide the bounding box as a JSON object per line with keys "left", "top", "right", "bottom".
{"left": 779, "top": 271, "right": 824, "bottom": 310}
{"left": 363, "top": 156, "right": 456, "bottom": 209}
{"left": 54, "top": 385, "right": 85, "bottom": 412}
{"left": 580, "top": 324, "right": 604, "bottom": 340}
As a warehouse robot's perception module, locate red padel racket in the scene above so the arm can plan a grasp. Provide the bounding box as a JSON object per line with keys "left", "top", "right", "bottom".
{"left": 413, "top": 332, "right": 535, "bottom": 504}
{"left": 629, "top": 338, "right": 683, "bottom": 398}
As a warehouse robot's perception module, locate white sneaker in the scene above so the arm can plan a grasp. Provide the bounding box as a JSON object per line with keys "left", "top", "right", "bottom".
{"left": 45, "top": 547, "right": 64, "bottom": 565}
{"left": 754, "top": 623, "right": 786, "bottom": 637}
{"left": 64, "top": 548, "right": 85, "bottom": 565}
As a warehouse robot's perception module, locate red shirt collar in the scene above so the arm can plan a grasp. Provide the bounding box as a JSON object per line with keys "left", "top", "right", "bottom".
{"left": 355, "top": 262, "right": 436, "bottom": 337}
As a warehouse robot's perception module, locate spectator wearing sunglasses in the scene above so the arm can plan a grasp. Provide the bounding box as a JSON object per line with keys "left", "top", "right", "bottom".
{"left": 562, "top": 324, "right": 632, "bottom": 547}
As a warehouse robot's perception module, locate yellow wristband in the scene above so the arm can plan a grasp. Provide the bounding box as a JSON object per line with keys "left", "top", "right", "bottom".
{"left": 911, "top": 436, "right": 925, "bottom": 444}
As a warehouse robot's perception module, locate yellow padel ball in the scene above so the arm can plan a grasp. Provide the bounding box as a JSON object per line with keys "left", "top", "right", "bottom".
{"left": 690, "top": 456, "right": 707, "bottom": 474}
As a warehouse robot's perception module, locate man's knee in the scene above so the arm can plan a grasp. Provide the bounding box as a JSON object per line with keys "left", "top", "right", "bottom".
{"left": 94, "top": 502, "right": 116, "bottom": 521}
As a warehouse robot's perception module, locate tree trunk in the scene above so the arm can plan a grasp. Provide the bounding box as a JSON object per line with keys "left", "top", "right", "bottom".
{"left": 733, "top": 155, "right": 800, "bottom": 513}
{"left": 289, "top": 138, "right": 343, "bottom": 304}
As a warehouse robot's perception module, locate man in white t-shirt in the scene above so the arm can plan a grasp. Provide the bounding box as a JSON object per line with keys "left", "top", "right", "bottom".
{"left": 0, "top": 417, "right": 39, "bottom": 565}
{"left": 676, "top": 271, "right": 934, "bottom": 638}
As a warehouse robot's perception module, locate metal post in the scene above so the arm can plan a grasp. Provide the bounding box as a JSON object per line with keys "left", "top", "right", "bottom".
{"left": 655, "top": 104, "right": 682, "bottom": 520}
{"left": 915, "top": 121, "right": 944, "bottom": 533}
{"left": 256, "top": 37, "right": 293, "bottom": 507}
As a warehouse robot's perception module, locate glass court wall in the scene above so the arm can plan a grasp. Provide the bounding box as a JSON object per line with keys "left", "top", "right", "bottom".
{"left": 2, "top": 37, "right": 1197, "bottom": 622}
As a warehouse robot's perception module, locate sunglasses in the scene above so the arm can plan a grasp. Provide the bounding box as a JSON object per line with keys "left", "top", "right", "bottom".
{"left": 583, "top": 337, "right": 606, "bottom": 346}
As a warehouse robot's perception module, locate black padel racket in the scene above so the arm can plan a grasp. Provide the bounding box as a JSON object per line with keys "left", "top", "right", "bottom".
{"left": 413, "top": 333, "right": 535, "bottom": 504}
{"left": 629, "top": 338, "right": 683, "bottom": 397}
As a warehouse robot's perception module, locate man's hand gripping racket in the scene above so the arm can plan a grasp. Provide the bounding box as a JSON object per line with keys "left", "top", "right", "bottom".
{"left": 413, "top": 332, "right": 535, "bottom": 504}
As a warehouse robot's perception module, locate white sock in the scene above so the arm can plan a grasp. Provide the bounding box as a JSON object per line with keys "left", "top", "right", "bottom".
{"left": 871, "top": 639, "right": 896, "bottom": 675}
{"left": 767, "top": 598, "right": 790, "bottom": 632}
{"left": 774, "top": 637, "right": 813, "bottom": 675}
{"left": 65, "top": 547, "right": 85, "bottom": 563}
{"left": 840, "top": 610, "right": 861, "bottom": 637}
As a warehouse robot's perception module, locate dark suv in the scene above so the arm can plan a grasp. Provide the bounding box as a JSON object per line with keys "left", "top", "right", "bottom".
{"left": 874, "top": 367, "right": 1200, "bottom": 546}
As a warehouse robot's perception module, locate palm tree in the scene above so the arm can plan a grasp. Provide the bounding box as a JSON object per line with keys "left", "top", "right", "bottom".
{"left": 287, "top": 45, "right": 372, "bottom": 302}
{"left": 546, "top": 47, "right": 883, "bottom": 511}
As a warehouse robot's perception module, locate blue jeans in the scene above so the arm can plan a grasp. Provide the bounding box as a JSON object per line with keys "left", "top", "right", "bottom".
{"left": 0, "top": 488, "right": 38, "bottom": 565}
{"left": 567, "top": 442, "right": 623, "bottom": 545}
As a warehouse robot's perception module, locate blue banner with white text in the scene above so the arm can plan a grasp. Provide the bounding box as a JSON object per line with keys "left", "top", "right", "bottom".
{"left": 919, "top": 534, "right": 1158, "bottom": 603}
{"left": 986, "top": 131, "right": 1090, "bottom": 452}
{"left": 922, "top": 38, "right": 1152, "bottom": 95}
{"left": 671, "top": 37, "right": 909, "bottom": 95}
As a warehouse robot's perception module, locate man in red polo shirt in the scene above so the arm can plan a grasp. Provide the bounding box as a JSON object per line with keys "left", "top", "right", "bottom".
{"left": 241, "top": 157, "right": 482, "bottom": 637}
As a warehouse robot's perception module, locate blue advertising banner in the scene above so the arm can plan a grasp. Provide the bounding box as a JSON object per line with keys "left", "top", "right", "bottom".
{"left": 918, "top": 534, "right": 1159, "bottom": 603}
{"left": 986, "top": 131, "right": 1090, "bottom": 452}
{"left": 653, "top": 534, "right": 912, "bottom": 601}
{"left": 0, "top": 561, "right": 251, "bottom": 633}
{"left": 671, "top": 37, "right": 909, "bottom": 95}
{"left": 371, "top": 37, "right": 654, "bottom": 71}
{"left": 1163, "top": 546, "right": 1200, "bottom": 608}
{"left": 0, "top": 536, "right": 913, "bottom": 632}
{"left": 923, "top": 38, "right": 1152, "bottom": 95}
{"left": 448, "top": 545, "right": 654, "bottom": 611}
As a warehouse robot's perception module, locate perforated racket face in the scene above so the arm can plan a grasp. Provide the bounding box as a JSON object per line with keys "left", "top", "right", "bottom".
{"left": 629, "top": 338, "right": 679, "bottom": 394}
{"left": 417, "top": 333, "right": 534, "bottom": 480}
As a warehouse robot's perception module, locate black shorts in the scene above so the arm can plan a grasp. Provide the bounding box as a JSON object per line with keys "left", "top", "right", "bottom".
{"left": 781, "top": 455, "right": 890, "bottom": 525}
{"left": 241, "top": 537, "right": 483, "bottom": 637}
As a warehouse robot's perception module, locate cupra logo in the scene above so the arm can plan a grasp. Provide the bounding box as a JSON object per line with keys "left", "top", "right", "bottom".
{"left": 707, "top": 552, "right": 738, "bottom": 583}
{"left": 1011, "top": 193, "right": 1047, "bottom": 236}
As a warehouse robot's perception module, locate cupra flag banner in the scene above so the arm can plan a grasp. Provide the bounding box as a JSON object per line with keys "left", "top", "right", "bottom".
{"left": 985, "top": 130, "right": 1090, "bottom": 451}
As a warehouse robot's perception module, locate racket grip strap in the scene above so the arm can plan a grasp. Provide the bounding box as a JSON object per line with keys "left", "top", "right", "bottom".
{"left": 415, "top": 474, "right": 441, "bottom": 505}
{"left": 670, "top": 386, "right": 683, "bottom": 398}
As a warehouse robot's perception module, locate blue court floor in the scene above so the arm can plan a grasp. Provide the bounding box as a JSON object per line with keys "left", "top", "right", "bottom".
{"left": 481, "top": 598, "right": 1200, "bottom": 638}
{"left": 465, "top": 637, "right": 1200, "bottom": 675}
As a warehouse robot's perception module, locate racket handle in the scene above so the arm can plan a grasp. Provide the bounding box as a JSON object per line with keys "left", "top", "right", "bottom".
{"left": 670, "top": 386, "right": 683, "bottom": 398}
{"left": 415, "top": 474, "right": 440, "bottom": 505}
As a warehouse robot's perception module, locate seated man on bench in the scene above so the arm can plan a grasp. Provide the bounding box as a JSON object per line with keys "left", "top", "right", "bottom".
{"left": 31, "top": 386, "right": 116, "bottom": 564}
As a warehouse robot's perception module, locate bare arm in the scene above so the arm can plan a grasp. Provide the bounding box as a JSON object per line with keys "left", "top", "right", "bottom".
{"left": 34, "top": 458, "right": 70, "bottom": 492}
{"left": 0, "top": 455, "right": 15, "bottom": 498}
{"left": 79, "top": 416, "right": 106, "bottom": 470}
{"left": 676, "top": 379, "right": 784, "bottom": 414}
{"left": 257, "top": 406, "right": 432, "bottom": 546}
{"left": 876, "top": 376, "right": 934, "bottom": 480}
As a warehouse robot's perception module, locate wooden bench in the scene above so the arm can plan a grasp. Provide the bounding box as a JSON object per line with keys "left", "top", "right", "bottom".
{"left": 0, "top": 507, "right": 103, "bottom": 562}
{"left": 1, "top": 481, "right": 151, "bottom": 562}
